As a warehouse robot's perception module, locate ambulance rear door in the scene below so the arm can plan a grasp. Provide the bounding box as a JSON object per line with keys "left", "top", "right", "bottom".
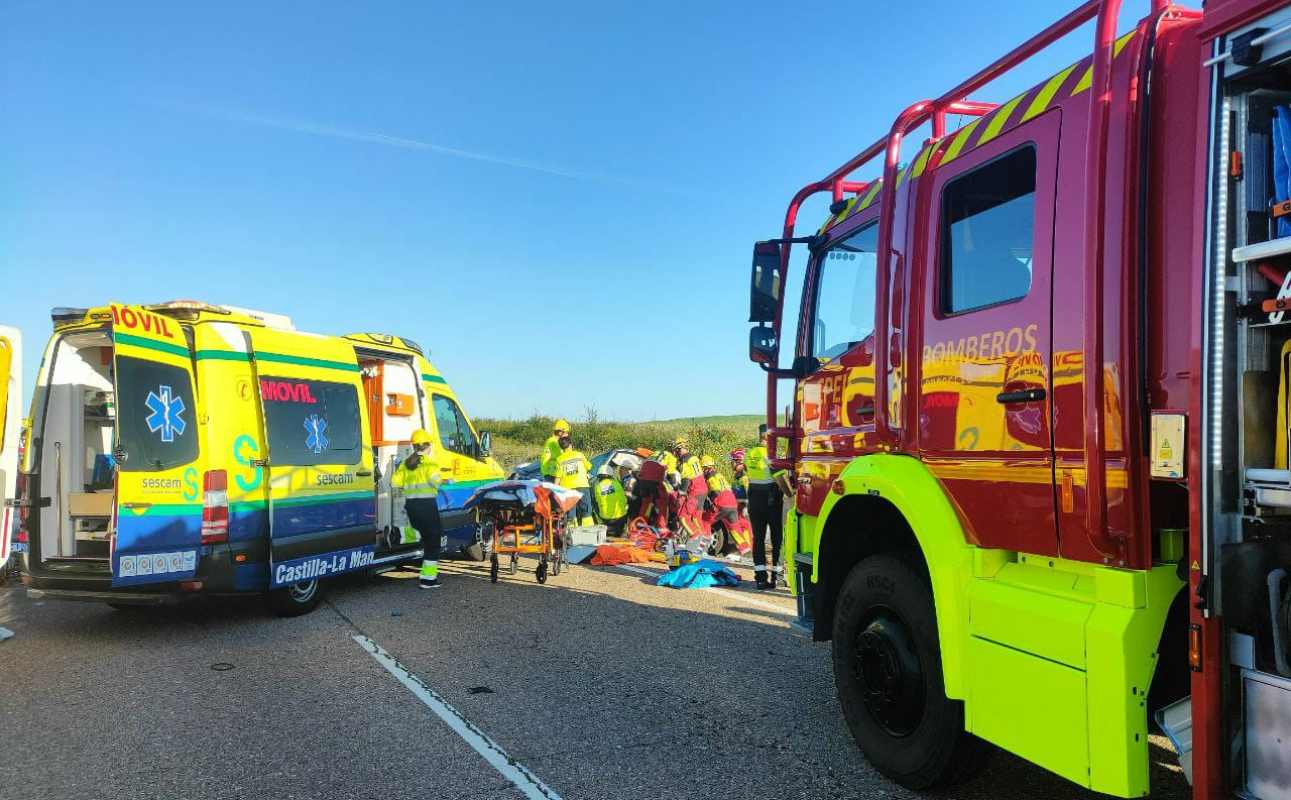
{"left": 245, "top": 330, "right": 377, "bottom": 588}
{"left": 108, "top": 304, "right": 204, "bottom": 587}
{"left": 0, "top": 326, "right": 20, "bottom": 563}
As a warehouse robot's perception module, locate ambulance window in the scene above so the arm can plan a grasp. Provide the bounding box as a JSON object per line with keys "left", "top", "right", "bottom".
{"left": 812, "top": 222, "right": 878, "bottom": 361}
{"left": 115, "top": 356, "right": 199, "bottom": 471}
{"left": 431, "top": 395, "right": 479, "bottom": 458}
{"left": 939, "top": 146, "right": 1036, "bottom": 314}
{"left": 260, "top": 377, "right": 361, "bottom": 466}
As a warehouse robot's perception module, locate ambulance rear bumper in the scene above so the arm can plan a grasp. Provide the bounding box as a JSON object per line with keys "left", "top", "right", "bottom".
{"left": 26, "top": 587, "right": 181, "bottom": 606}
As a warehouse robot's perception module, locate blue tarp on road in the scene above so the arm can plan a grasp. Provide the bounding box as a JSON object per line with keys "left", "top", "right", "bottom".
{"left": 656, "top": 559, "right": 741, "bottom": 589}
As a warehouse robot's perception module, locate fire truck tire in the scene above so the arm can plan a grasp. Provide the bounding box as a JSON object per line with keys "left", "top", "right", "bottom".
{"left": 832, "top": 554, "right": 990, "bottom": 790}
{"left": 266, "top": 578, "right": 323, "bottom": 617}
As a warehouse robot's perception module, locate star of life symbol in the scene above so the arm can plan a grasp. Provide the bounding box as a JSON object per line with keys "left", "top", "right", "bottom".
{"left": 144, "top": 385, "right": 187, "bottom": 443}
{"left": 304, "top": 414, "right": 328, "bottom": 454}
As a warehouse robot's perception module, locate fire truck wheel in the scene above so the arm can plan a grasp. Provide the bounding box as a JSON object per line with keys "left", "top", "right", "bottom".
{"left": 832, "top": 554, "right": 989, "bottom": 790}
{"left": 266, "top": 578, "right": 323, "bottom": 617}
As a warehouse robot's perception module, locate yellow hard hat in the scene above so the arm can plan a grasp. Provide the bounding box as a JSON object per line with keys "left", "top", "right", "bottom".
{"left": 411, "top": 429, "right": 433, "bottom": 446}
{"left": 673, "top": 436, "right": 689, "bottom": 449}
{"left": 700, "top": 455, "right": 716, "bottom": 469}
{"left": 553, "top": 419, "right": 571, "bottom": 434}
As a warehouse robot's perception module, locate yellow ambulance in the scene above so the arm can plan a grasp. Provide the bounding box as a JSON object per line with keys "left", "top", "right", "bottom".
{"left": 17, "top": 301, "right": 503, "bottom": 615}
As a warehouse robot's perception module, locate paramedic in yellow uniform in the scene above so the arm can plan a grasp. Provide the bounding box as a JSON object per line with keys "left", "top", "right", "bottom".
{"left": 392, "top": 430, "right": 447, "bottom": 589}
{"left": 592, "top": 465, "right": 629, "bottom": 535}
{"left": 747, "top": 424, "right": 791, "bottom": 590}
{"left": 540, "top": 419, "right": 570, "bottom": 482}
{"left": 555, "top": 432, "right": 595, "bottom": 527}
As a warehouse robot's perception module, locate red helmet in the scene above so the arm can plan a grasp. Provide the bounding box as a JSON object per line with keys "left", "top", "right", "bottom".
{"left": 728, "top": 448, "right": 746, "bottom": 463}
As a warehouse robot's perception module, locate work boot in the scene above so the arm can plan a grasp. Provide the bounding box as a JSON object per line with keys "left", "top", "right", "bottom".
{"left": 755, "top": 571, "right": 771, "bottom": 590}
{"left": 419, "top": 577, "right": 442, "bottom": 590}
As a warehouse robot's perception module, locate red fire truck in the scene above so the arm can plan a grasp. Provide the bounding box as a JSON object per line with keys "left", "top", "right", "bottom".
{"left": 749, "top": 1, "right": 1291, "bottom": 797}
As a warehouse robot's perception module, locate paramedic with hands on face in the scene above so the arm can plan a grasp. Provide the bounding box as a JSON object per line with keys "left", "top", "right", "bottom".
{"left": 748, "top": 424, "right": 792, "bottom": 590}
{"left": 392, "top": 430, "right": 450, "bottom": 589}
{"left": 555, "top": 431, "right": 595, "bottom": 528}
{"left": 541, "top": 419, "right": 570, "bottom": 483}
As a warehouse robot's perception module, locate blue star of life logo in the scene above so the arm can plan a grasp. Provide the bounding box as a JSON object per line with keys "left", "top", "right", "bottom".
{"left": 144, "top": 385, "right": 187, "bottom": 443}
{"left": 304, "top": 414, "right": 328, "bottom": 454}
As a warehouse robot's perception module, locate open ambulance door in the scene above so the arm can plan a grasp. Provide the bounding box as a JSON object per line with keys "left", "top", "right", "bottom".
{"left": 243, "top": 329, "right": 377, "bottom": 589}
{"left": 108, "top": 304, "right": 204, "bottom": 587}
{"left": 0, "top": 326, "right": 20, "bottom": 564}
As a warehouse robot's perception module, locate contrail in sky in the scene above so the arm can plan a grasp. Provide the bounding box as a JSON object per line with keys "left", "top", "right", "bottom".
{"left": 169, "top": 102, "right": 667, "bottom": 189}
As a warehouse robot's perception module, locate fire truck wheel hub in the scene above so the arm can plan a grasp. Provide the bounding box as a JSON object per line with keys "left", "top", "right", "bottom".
{"left": 854, "top": 610, "right": 926, "bottom": 737}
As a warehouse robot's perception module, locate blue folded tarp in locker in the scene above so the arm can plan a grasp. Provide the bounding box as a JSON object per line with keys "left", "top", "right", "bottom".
{"left": 1274, "top": 106, "right": 1291, "bottom": 238}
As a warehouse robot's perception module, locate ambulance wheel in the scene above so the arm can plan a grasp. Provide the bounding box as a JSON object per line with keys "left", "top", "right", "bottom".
{"left": 465, "top": 522, "right": 493, "bottom": 561}
{"left": 536, "top": 560, "right": 548, "bottom": 584}
{"left": 832, "top": 555, "right": 990, "bottom": 790}
{"left": 489, "top": 554, "right": 499, "bottom": 584}
{"left": 266, "top": 578, "right": 323, "bottom": 617}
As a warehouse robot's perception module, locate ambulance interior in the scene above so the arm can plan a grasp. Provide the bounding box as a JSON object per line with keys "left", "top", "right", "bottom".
{"left": 1213, "top": 35, "right": 1291, "bottom": 794}
{"left": 358, "top": 352, "right": 423, "bottom": 551}
{"left": 34, "top": 330, "right": 116, "bottom": 563}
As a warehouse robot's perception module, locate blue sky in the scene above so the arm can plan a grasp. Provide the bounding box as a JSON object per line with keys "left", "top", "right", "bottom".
{"left": 2, "top": 0, "right": 1154, "bottom": 421}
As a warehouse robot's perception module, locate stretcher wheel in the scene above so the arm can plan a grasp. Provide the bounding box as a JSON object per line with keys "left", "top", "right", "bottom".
{"left": 489, "top": 553, "right": 499, "bottom": 584}
{"left": 509, "top": 555, "right": 518, "bottom": 575}
{"left": 536, "top": 560, "right": 547, "bottom": 584}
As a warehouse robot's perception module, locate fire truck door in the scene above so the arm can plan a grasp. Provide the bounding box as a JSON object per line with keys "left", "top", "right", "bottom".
{"left": 918, "top": 115, "right": 1060, "bottom": 555}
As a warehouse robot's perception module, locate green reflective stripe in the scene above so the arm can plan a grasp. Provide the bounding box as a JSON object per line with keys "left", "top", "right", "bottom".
{"left": 118, "top": 502, "right": 203, "bottom": 517}
{"left": 195, "top": 348, "right": 359, "bottom": 373}
{"left": 421, "top": 373, "right": 447, "bottom": 384}
{"left": 193, "top": 349, "right": 249, "bottom": 362}
{"left": 113, "top": 332, "right": 190, "bottom": 359}
{"left": 420, "top": 560, "right": 439, "bottom": 579}
{"left": 273, "top": 490, "right": 373, "bottom": 508}
{"left": 253, "top": 351, "right": 359, "bottom": 372}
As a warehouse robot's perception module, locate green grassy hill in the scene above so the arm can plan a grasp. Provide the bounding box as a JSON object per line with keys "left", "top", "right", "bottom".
{"left": 476, "top": 413, "right": 766, "bottom": 473}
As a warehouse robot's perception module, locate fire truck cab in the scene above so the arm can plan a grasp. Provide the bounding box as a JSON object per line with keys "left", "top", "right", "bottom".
{"left": 749, "top": 1, "right": 1291, "bottom": 797}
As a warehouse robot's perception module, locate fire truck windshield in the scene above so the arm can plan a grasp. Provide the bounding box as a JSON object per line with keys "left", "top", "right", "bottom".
{"left": 812, "top": 222, "right": 878, "bottom": 361}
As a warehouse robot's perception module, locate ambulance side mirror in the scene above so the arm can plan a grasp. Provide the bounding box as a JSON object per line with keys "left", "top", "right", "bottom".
{"left": 479, "top": 431, "right": 492, "bottom": 457}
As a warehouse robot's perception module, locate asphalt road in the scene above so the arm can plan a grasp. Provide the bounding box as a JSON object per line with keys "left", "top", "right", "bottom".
{"left": 0, "top": 556, "right": 1190, "bottom": 800}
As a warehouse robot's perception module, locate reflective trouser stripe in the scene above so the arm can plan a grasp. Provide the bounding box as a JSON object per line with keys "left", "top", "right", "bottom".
{"left": 772, "top": 565, "right": 784, "bottom": 574}
{"left": 753, "top": 565, "right": 768, "bottom": 573}
{"left": 420, "top": 560, "right": 438, "bottom": 579}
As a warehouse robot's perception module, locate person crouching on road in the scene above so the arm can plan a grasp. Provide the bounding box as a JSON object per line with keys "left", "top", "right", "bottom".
{"left": 541, "top": 419, "right": 570, "bottom": 484}
{"left": 748, "top": 424, "right": 792, "bottom": 590}
{"left": 555, "top": 432, "right": 595, "bottom": 527}
{"left": 392, "top": 430, "right": 449, "bottom": 589}
{"left": 592, "top": 465, "right": 629, "bottom": 536}
{"left": 701, "top": 456, "right": 737, "bottom": 525}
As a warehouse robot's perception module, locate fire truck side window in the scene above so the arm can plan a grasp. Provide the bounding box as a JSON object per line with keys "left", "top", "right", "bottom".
{"left": 811, "top": 222, "right": 878, "bottom": 361}
{"left": 939, "top": 145, "right": 1036, "bottom": 314}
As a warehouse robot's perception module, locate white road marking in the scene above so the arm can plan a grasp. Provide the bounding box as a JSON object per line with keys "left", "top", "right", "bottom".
{"left": 353, "top": 634, "right": 562, "bottom": 800}
{"left": 614, "top": 564, "right": 796, "bottom": 617}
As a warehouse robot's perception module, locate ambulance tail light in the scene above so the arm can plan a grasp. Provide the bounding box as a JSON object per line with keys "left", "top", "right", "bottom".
{"left": 201, "top": 470, "right": 229, "bottom": 544}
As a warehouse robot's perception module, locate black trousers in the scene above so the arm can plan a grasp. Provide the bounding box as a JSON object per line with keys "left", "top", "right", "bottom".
{"left": 748, "top": 483, "right": 783, "bottom": 571}
{"left": 405, "top": 499, "right": 443, "bottom": 563}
